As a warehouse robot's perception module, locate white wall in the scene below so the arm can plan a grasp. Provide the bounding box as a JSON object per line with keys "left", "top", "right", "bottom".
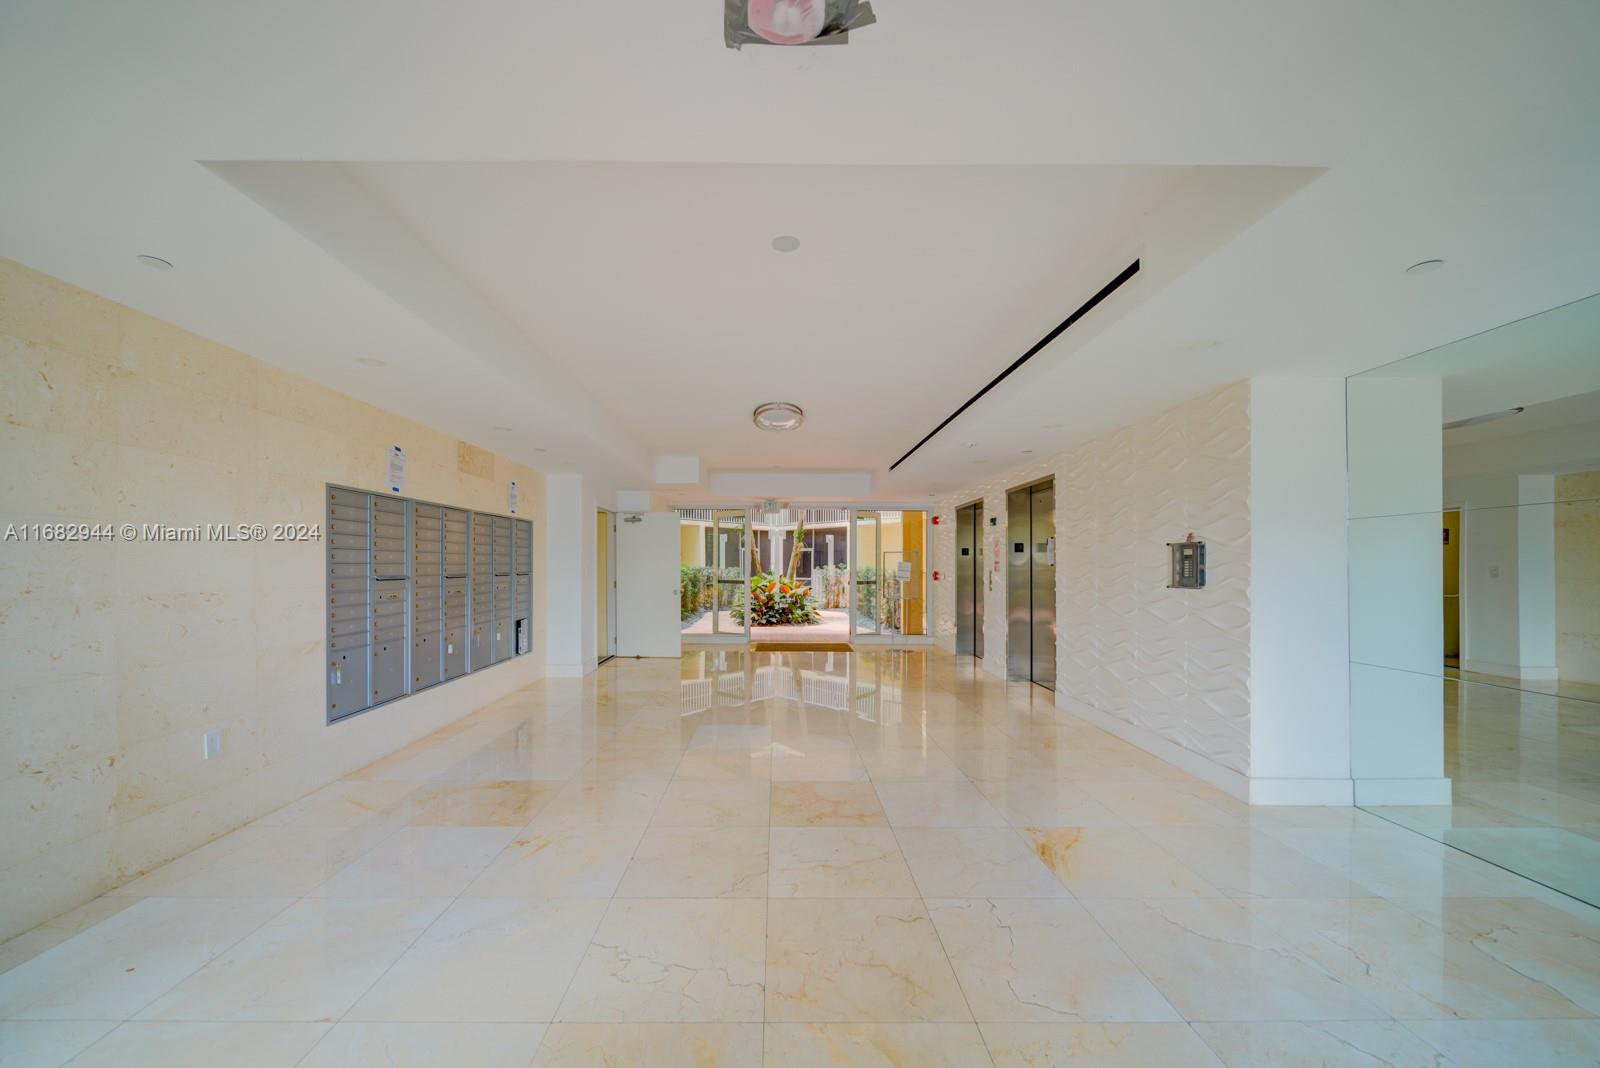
{"left": 1247, "top": 378, "right": 1352, "bottom": 804}
{"left": 0, "top": 257, "right": 548, "bottom": 940}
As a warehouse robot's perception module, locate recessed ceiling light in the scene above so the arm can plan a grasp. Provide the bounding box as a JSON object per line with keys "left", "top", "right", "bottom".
{"left": 961, "top": 442, "right": 977, "bottom": 449}
{"left": 492, "top": 425, "right": 512, "bottom": 432}
{"left": 135, "top": 254, "right": 173, "bottom": 270}
{"left": 356, "top": 356, "right": 386, "bottom": 367}
{"left": 771, "top": 235, "right": 801, "bottom": 253}
{"left": 753, "top": 402, "right": 804, "bottom": 432}
{"left": 1041, "top": 423, "right": 1063, "bottom": 430}
{"left": 1021, "top": 449, "right": 1034, "bottom": 454}
{"left": 1405, "top": 259, "right": 1445, "bottom": 275}
{"left": 1187, "top": 339, "right": 1222, "bottom": 352}
{"left": 1444, "top": 407, "right": 1524, "bottom": 430}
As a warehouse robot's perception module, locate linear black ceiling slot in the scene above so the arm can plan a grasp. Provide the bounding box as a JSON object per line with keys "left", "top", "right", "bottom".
{"left": 888, "top": 258, "right": 1141, "bottom": 472}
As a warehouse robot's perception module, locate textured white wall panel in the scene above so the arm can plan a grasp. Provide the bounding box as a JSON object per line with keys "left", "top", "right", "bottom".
{"left": 934, "top": 382, "right": 1251, "bottom": 775}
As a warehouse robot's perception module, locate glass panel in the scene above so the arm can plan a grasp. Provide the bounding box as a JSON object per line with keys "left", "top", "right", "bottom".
{"left": 853, "top": 510, "right": 880, "bottom": 635}
{"left": 1347, "top": 290, "right": 1600, "bottom": 907}
{"left": 712, "top": 508, "right": 749, "bottom": 638}
{"left": 677, "top": 509, "right": 715, "bottom": 634}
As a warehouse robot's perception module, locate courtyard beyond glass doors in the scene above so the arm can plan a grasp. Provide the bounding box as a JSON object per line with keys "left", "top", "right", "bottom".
{"left": 678, "top": 507, "right": 927, "bottom": 644}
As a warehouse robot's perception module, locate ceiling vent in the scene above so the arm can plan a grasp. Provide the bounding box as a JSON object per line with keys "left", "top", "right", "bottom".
{"left": 725, "top": 0, "right": 876, "bottom": 49}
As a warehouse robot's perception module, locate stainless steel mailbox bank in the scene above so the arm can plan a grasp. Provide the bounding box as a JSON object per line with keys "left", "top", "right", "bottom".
{"left": 326, "top": 485, "right": 533, "bottom": 723}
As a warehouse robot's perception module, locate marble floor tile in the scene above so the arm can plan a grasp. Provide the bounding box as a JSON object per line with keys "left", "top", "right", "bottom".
{"left": 926, "top": 898, "right": 1179, "bottom": 1023}
{"left": 114, "top": 824, "right": 396, "bottom": 899}
{"left": 1264, "top": 826, "right": 1537, "bottom": 898}
{"left": 345, "top": 898, "right": 606, "bottom": 1022}
{"left": 768, "top": 828, "right": 919, "bottom": 898}
{"left": 136, "top": 897, "right": 450, "bottom": 1022}
{"left": 981, "top": 1022, "right": 1224, "bottom": 1067}
{"left": 771, "top": 782, "right": 888, "bottom": 827}
{"left": 764, "top": 1022, "right": 993, "bottom": 1066}
{"left": 527, "top": 778, "right": 669, "bottom": 828}
{"left": 651, "top": 780, "right": 771, "bottom": 827}
{"left": 1023, "top": 827, "right": 1223, "bottom": 900}
{"left": 875, "top": 780, "right": 1010, "bottom": 828}
{"left": 1082, "top": 898, "right": 1389, "bottom": 1022}
{"left": 766, "top": 898, "right": 970, "bottom": 1022}
{"left": 0, "top": 896, "right": 140, "bottom": 976}
{"left": 65, "top": 1021, "right": 330, "bottom": 1067}
{"left": 856, "top": 744, "right": 969, "bottom": 781}
{"left": 1136, "top": 826, "right": 1362, "bottom": 900}
{"left": 531, "top": 1022, "right": 763, "bottom": 1066}
{"left": 307, "top": 826, "right": 519, "bottom": 898}
{"left": 299, "top": 1022, "right": 548, "bottom": 1068}
{"left": 1402, "top": 1019, "right": 1600, "bottom": 1068}
{"left": 771, "top": 746, "right": 870, "bottom": 783}
{"left": 1389, "top": 895, "right": 1600, "bottom": 1014}
{"left": 1248, "top": 897, "right": 1589, "bottom": 1020}
{"left": 615, "top": 826, "right": 769, "bottom": 898}
{"left": 402, "top": 779, "right": 561, "bottom": 827}
{"left": 674, "top": 746, "right": 773, "bottom": 781}
{"left": 972, "top": 778, "right": 1128, "bottom": 828}
{"left": 557, "top": 899, "right": 766, "bottom": 1022}
{"left": 897, "top": 828, "right": 1070, "bottom": 899}
{"left": 461, "top": 824, "right": 645, "bottom": 898}
{"left": 1077, "top": 780, "right": 1246, "bottom": 828}
{"left": 0, "top": 1020, "right": 117, "bottom": 1067}
{"left": 257, "top": 779, "right": 420, "bottom": 829}
{"left": 1191, "top": 1020, "right": 1445, "bottom": 1067}
{"left": 0, "top": 896, "right": 291, "bottom": 1020}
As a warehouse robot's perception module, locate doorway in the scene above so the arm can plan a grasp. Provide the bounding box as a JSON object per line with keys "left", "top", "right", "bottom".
{"left": 1443, "top": 508, "right": 1461, "bottom": 669}
{"left": 956, "top": 501, "right": 984, "bottom": 658}
{"left": 596, "top": 509, "right": 617, "bottom": 663}
{"left": 1006, "top": 480, "right": 1056, "bottom": 689}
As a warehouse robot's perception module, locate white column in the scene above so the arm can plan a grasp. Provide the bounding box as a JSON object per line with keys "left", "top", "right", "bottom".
{"left": 545, "top": 473, "right": 596, "bottom": 675}
{"left": 1517, "top": 474, "right": 1559, "bottom": 680}
{"left": 1247, "top": 378, "right": 1353, "bottom": 804}
{"left": 1346, "top": 375, "right": 1450, "bottom": 805}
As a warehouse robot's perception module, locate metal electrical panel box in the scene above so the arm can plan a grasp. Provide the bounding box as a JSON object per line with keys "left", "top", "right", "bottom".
{"left": 412, "top": 504, "right": 444, "bottom": 690}
{"left": 327, "top": 484, "right": 533, "bottom": 724}
{"left": 470, "top": 512, "right": 494, "bottom": 670}
{"left": 443, "top": 507, "right": 469, "bottom": 680}
{"left": 1168, "top": 540, "right": 1207, "bottom": 589}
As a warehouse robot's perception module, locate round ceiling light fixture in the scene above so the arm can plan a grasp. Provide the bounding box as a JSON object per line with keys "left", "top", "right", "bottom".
{"left": 356, "top": 356, "right": 387, "bottom": 367}
{"left": 1405, "top": 259, "right": 1445, "bottom": 275}
{"left": 753, "top": 402, "right": 805, "bottom": 431}
{"left": 1444, "top": 407, "right": 1524, "bottom": 431}
{"left": 771, "top": 235, "right": 801, "bottom": 253}
{"left": 135, "top": 254, "right": 174, "bottom": 270}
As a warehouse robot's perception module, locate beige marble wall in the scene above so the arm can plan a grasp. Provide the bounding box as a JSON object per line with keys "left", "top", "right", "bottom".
{"left": 0, "top": 257, "right": 546, "bottom": 941}
{"left": 1555, "top": 471, "right": 1600, "bottom": 683}
{"left": 932, "top": 382, "right": 1252, "bottom": 776}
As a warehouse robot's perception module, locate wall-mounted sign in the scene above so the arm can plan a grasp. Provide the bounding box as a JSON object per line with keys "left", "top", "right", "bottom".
{"left": 387, "top": 444, "right": 406, "bottom": 494}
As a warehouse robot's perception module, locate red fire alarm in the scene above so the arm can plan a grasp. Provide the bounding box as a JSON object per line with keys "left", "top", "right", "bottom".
{"left": 931, "top": 570, "right": 942, "bottom": 581}
{"left": 931, "top": 515, "right": 941, "bottom": 525}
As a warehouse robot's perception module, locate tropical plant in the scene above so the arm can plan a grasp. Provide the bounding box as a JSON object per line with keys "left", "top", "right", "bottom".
{"left": 679, "top": 565, "right": 716, "bottom": 620}
{"left": 731, "top": 570, "right": 820, "bottom": 626}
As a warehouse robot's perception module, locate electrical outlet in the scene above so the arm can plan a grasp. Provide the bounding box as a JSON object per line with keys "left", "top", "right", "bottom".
{"left": 202, "top": 729, "right": 222, "bottom": 760}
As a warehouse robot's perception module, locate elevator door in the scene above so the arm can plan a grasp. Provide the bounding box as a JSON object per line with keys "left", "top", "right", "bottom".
{"left": 1006, "top": 481, "right": 1055, "bottom": 689}
{"left": 955, "top": 503, "right": 984, "bottom": 658}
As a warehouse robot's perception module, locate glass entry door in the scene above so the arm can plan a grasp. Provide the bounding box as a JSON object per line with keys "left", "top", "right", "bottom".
{"left": 851, "top": 509, "right": 880, "bottom": 637}
{"left": 712, "top": 508, "right": 750, "bottom": 640}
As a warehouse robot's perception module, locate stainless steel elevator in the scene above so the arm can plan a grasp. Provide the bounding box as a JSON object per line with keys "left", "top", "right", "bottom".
{"left": 955, "top": 502, "right": 984, "bottom": 658}
{"left": 1006, "top": 480, "right": 1056, "bottom": 689}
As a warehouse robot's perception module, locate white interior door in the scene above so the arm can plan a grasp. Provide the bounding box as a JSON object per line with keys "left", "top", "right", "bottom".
{"left": 616, "top": 512, "right": 683, "bottom": 658}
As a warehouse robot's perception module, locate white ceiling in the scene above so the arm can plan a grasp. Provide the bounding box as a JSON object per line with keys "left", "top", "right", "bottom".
{"left": 2, "top": 0, "right": 1600, "bottom": 501}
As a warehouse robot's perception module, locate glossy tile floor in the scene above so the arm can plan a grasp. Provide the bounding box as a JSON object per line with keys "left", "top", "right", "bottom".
{"left": 1368, "top": 674, "right": 1600, "bottom": 907}
{"left": 4, "top": 649, "right": 1600, "bottom": 1066}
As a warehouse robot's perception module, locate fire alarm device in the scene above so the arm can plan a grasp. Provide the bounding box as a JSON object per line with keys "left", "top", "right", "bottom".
{"left": 932, "top": 570, "right": 941, "bottom": 581}
{"left": 931, "top": 515, "right": 941, "bottom": 525}
{"left": 1168, "top": 535, "right": 1206, "bottom": 590}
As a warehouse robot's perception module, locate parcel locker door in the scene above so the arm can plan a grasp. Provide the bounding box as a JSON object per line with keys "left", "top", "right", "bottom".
{"left": 371, "top": 495, "right": 409, "bottom": 704}
{"left": 492, "top": 515, "right": 512, "bottom": 662}
{"left": 514, "top": 518, "right": 533, "bottom": 656}
{"left": 470, "top": 512, "right": 494, "bottom": 670}
{"left": 443, "top": 507, "right": 469, "bottom": 679}
{"left": 411, "top": 504, "right": 443, "bottom": 690}
{"left": 327, "top": 487, "right": 371, "bottom": 720}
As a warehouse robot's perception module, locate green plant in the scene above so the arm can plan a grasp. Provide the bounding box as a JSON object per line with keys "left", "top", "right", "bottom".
{"left": 679, "top": 565, "right": 716, "bottom": 620}
{"left": 731, "top": 570, "right": 820, "bottom": 626}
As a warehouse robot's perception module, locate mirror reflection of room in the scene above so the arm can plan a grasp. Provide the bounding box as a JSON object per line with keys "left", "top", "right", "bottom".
{"left": 1349, "top": 291, "right": 1600, "bottom": 907}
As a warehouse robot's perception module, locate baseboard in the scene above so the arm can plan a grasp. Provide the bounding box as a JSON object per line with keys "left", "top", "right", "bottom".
{"left": 1248, "top": 777, "right": 1355, "bottom": 806}
{"left": 1354, "top": 776, "right": 1453, "bottom": 806}
{"left": 1057, "top": 696, "right": 1250, "bottom": 802}
{"left": 1461, "top": 658, "right": 1557, "bottom": 682}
